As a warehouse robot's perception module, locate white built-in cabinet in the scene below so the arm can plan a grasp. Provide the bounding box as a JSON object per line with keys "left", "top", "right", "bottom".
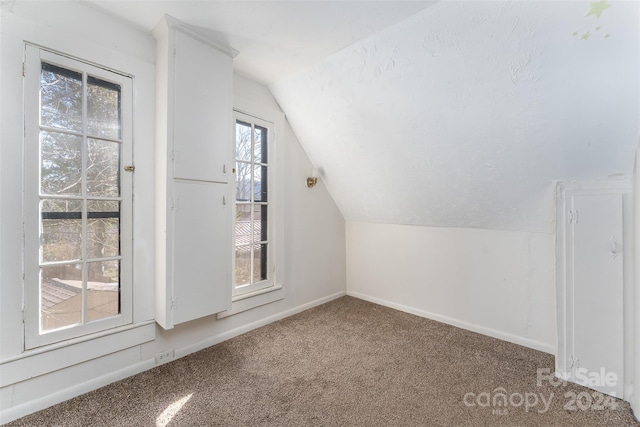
{"left": 153, "top": 16, "right": 237, "bottom": 329}
{"left": 556, "top": 186, "right": 627, "bottom": 397}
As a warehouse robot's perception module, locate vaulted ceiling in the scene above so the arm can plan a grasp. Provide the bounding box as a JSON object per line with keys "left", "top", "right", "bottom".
{"left": 270, "top": 1, "right": 639, "bottom": 232}
{"left": 82, "top": 0, "right": 437, "bottom": 85}
{"left": 24, "top": 1, "right": 640, "bottom": 233}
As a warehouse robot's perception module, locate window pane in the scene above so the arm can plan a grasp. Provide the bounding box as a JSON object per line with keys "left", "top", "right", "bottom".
{"left": 236, "top": 162, "right": 252, "bottom": 202}
{"left": 235, "top": 204, "right": 252, "bottom": 246}
{"left": 40, "top": 63, "right": 83, "bottom": 132}
{"left": 41, "top": 199, "right": 83, "bottom": 263}
{"left": 87, "top": 260, "right": 120, "bottom": 322}
{"left": 252, "top": 243, "right": 268, "bottom": 283}
{"left": 87, "top": 200, "right": 120, "bottom": 259}
{"left": 236, "top": 121, "right": 252, "bottom": 162}
{"left": 87, "top": 76, "right": 121, "bottom": 139}
{"left": 253, "top": 165, "right": 267, "bottom": 202}
{"left": 254, "top": 125, "right": 267, "bottom": 164}
{"left": 254, "top": 205, "right": 267, "bottom": 243}
{"left": 235, "top": 245, "right": 251, "bottom": 286}
{"left": 40, "top": 131, "right": 83, "bottom": 195}
{"left": 41, "top": 263, "right": 82, "bottom": 331}
{"left": 87, "top": 138, "right": 120, "bottom": 197}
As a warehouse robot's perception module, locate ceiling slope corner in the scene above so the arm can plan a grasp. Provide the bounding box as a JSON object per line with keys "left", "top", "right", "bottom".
{"left": 153, "top": 14, "right": 239, "bottom": 58}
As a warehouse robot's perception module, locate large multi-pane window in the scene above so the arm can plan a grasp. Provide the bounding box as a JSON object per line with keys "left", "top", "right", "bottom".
{"left": 234, "top": 112, "right": 272, "bottom": 296}
{"left": 24, "top": 46, "right": 133, "bottom": 348}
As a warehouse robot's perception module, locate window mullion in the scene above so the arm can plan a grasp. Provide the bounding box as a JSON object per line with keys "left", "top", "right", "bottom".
{"left": 249, "top": 123, "right": 255, "bottom": 285}
{"left": 81, "top": 70, "right": 88, "bottom": 326}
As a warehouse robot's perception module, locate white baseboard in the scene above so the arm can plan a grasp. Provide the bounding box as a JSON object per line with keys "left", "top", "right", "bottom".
{"left": 0, "top": 359, "right": 155, "bottom": 425}
{"left": 1, "top": 291, "right": 346, "bottom": 424}
{"left": 176, "top": 291, "right": 346, "bottom": 358}
{"left": 347, "top": 290, "right": 555, "bottom": 355}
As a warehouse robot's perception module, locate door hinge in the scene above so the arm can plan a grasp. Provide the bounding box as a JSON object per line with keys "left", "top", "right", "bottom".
{"left": 124, "top": 165, "right": 135, "bottom": 172}
{"left": 569, "top": 354, "right": 579, "bottom": 369}
{"left": 22, "top": 62, "right": 26, "bottom": 77}
{"left": 568, "top": 210, "right": 573, "bottom": 224}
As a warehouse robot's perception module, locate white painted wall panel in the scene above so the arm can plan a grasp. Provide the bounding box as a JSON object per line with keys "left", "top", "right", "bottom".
{"left": 346, "top": 221, "right": 556, "bottom": 352}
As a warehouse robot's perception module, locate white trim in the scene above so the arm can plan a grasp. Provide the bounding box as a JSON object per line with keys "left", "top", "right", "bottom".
{"left": 347, "top": 291, "right": 555, "bottom": 355}
{"left": 179, "top": 291, "right": 345, "bottom": 359}
{"left": 0, "top": 321, "right": 155, "bottom": 387}
{"left": 217, "top": 285, "right": 284, "bottom": 319}
{"left": 232, "top": 111, "right": 275, "bottom": 297}
{"left": 555, "top": 182, "right": 569, "bottom": 378}
{"left": 23, "top": 45, "right": 135, "bottom": 348}
{"left": 231, "top": 101, "right": 285, "bottom": 302}
{"left": 0, "top": 358, "right": 155, "bottom": 425}
{"left": 634, "top": 147, "right": 640, "bottom": 415}
{"left": 152, "top": 15, "right": 238, "bottom": 58}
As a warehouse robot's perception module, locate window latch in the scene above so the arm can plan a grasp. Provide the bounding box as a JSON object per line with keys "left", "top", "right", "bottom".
{"left": 124, "top": 165, "right": 135, "bottom": 172}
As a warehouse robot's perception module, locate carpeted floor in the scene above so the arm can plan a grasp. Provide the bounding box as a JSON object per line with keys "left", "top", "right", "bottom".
{"left": 6, "top": 296, "right": 639, "bottom": 426}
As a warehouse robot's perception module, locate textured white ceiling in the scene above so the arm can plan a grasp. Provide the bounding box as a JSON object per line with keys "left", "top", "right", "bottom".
{"left": 271, "top": 0, "right": 640, "bottom": 232}
{"left": 81, "top": 0, "right": 437, "bottom": 84}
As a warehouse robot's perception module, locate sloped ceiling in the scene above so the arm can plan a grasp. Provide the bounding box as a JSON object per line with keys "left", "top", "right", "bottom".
{"left": 271, "top": 1, "right": 640, "bottom": 233}
{"left": 81, "top": 0, "right": 437, "bottom": 85}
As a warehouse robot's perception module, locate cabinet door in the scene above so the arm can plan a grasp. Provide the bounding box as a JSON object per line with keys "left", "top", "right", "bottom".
{"left": 571, "top": 194, "right": 623, "bottom": 397}
{"left": 173, "top": 29, "right": 233, "bottom": 183}
{"left": 172, "top": 180, "right": 231, "bottom": 324}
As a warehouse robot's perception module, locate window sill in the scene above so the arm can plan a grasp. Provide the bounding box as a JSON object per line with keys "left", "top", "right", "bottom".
{"left": 217, "top": 285, "right": 284, "bottom": 319}
{"left": 0, "top": 321, "right": 155, "bottom": 387}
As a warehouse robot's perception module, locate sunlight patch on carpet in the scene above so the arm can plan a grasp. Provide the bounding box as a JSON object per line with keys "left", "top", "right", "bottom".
{"left": 155, "top": 393, "right": 192, "bottom": 427}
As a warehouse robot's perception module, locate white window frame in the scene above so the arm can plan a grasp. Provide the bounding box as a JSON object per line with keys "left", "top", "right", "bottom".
{"left": 221, "top": 100, "right": 285, "bottom": 317}
{"left": 233, "top": 111, "right": 275, "bottom": 297}
{"left": 23, "top": 45, "right": 134, "bottom": 349}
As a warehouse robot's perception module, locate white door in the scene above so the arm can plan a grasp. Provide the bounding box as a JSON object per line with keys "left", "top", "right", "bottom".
{"left": 571, "top": 194, "right": 623, "bottom": 397}
{"left": 172, "top": 180, "right": 232, "bottom": 325}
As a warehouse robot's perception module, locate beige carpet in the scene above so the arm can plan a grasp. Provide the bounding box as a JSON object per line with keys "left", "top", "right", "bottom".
{"left": 7, "top": 296, "right": 639, "bottom": 426}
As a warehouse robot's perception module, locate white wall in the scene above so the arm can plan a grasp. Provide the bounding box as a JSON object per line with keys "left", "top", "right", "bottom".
{"left": 0, "top": 3, "right": 346, "bottom": 423}
{"left": 634, "top": 147, "right": 640, "bottom": 416}
{"left": 346, "top": 221, "right": 556, "bottom": 353}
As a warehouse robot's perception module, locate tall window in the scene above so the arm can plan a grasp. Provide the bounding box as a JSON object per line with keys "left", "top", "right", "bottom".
{"left": 234, "top": 112, "right": 273, "bottom": 296}
{"left": 24, "top": 46, "right": 133, "bottom": 348}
